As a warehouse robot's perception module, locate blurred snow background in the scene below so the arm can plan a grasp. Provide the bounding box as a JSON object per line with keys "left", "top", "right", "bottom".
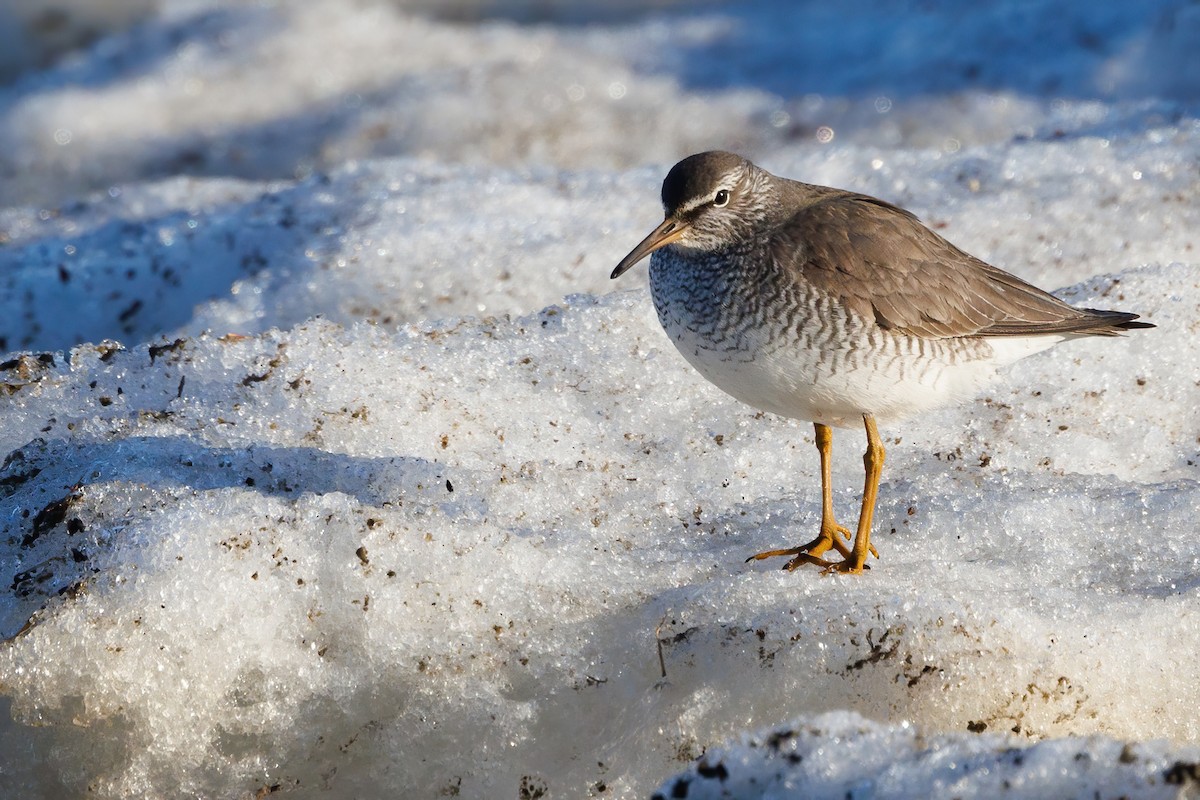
{"left": 0, "top": 0, "right": 1197, "bottom": 797}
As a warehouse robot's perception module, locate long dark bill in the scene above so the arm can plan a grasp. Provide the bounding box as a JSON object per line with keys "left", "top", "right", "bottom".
{"left": 610, "top": 218, "right": 688, "bottom": 279}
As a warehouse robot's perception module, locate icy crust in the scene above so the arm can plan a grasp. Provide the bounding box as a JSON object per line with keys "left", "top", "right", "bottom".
{"left": 0, "top": 265, "right": 1196, "bottom": 797}
{"left": 0, "top": 0, "right": 1197, "bottom": 796}
{"left": 653, "top": 712, "right": 1200, "bottom": 800}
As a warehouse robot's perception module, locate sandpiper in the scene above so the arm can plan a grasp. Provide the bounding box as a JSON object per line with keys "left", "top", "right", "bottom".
{"left": 611, "top": 151, "right": 1153, "bottom": 574}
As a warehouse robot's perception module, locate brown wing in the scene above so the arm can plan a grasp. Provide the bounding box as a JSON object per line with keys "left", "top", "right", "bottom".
{"left": 771, "top": 191, "right": 1148, "bottom": 338}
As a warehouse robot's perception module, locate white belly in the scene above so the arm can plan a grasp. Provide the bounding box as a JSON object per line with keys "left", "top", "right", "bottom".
{"left": 663, "top": 317, "right": 996, "bottom": 426}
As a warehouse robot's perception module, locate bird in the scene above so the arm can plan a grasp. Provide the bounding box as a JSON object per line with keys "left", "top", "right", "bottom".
{"left": 610, "top": 151, "right": 1154, "bottom": 574}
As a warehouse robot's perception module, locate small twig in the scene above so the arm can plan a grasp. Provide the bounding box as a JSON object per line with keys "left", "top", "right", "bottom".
{"left": 655, "top": 615, "right": 669, "bottom": 679}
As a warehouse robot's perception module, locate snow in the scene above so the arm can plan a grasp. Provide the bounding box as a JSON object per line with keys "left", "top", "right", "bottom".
{"left": 653, "top": 712, "right": 1200, "bottom": 800}
{"left": 0, "top": 1, "right": 1198, "bottom": 798}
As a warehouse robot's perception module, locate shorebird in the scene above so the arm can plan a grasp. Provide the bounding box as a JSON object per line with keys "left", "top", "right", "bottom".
{"left": 611, "top": 151, "right": 1153, "bottom": 574}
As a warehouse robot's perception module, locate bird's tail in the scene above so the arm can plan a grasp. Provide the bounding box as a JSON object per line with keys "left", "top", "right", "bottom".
{"left": 1075, "top": 309, "right": 1155, "bottom": 336}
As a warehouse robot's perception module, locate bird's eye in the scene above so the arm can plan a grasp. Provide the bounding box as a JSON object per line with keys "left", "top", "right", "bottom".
{"left": 713, "top": 189, "right": 730, "bottom": 207}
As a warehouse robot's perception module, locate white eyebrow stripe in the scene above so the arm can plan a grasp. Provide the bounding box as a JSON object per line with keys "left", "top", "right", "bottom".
{"left": 676, "top": 179, "right": 739, "bottom": 215}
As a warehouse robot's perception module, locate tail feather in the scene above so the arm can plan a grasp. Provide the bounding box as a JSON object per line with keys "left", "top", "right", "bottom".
{"left": 981, "top": 309, "right": 1154, "bottom": 337}
{"left": 1078, "top": 309, "right": 1155, "bottom": 336}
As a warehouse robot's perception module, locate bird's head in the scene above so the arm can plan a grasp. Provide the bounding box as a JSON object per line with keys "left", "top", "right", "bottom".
{"left": 611, "top": 151, "right": 765, "bottom": 279}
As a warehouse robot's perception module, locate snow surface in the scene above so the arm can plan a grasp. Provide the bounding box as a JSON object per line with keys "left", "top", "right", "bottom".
{"left": 0, "top": 1, "right": 1198, "bottom": 798}
{"left": 653, "top": 712, "right": 1199, "bottom": 800}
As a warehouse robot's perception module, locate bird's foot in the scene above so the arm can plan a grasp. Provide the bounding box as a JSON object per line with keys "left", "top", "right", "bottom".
{"left": 831, "top": 525, "right": 879, "bottom": 559}
{"left": 816, "top": 557, "right": 869, "bottom": 575}
{"left": 745, "top": 533, "right": 836, "bottom": 566}
{"left": 746, "top": 546, "right": 828, "bottom": 568}
{"left": 746, "top": 523, "right": 878, "bottom": 571}
{"left": 823, "top": 525, "right": 879, "bottom": 559}
{"left": 745, "top": 549, "right": 871, "bottom": 573}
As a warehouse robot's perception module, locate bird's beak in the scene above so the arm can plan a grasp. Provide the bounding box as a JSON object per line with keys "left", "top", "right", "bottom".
{"left": 610, "top": 217, "right": 688, "bottom": 279}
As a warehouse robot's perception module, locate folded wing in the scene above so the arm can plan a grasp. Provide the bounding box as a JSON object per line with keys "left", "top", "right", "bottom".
{"left": 773, "top": 192, "right": 1151, "bottom": 339}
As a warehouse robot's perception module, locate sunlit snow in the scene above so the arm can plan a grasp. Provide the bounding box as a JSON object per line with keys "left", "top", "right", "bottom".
{"left": 0, "top": 1, "right": 1197, "bottom": 798}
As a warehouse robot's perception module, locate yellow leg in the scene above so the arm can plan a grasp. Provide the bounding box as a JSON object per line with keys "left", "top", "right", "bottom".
{"left": 827, "top": 414, "right": 885, "bottom": 574}
{"left": 809, "top": 422, "right": 853, "bottom": 558}
{"left": 745, "top": 417, "right": 882, "bottom": 574}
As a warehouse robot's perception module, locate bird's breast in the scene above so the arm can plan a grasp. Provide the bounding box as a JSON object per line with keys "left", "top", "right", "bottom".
{"left": 648, "top": 246, "right": 821, "bottom": 359}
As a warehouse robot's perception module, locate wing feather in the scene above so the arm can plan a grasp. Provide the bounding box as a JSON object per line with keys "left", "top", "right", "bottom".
{"left": 770, "top": 191, "right": 1146, "bottom": 338}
